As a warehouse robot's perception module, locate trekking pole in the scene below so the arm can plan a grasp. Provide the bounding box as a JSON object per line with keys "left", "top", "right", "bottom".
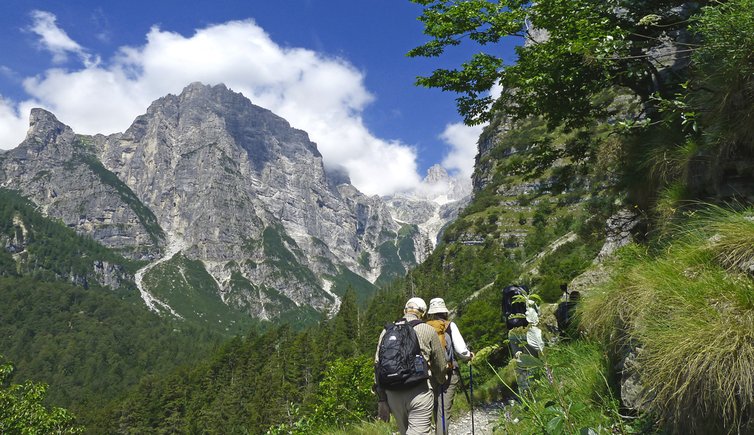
{"left": 469, "top": 363, "right": 475, "bottom": 435}
{"left": 441, "top": 385, "right": 447, "bottom": 435}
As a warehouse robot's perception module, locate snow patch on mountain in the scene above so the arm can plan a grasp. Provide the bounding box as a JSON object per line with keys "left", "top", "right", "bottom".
{"left": 383, "top": 164, "right": 471, "bottom": 247}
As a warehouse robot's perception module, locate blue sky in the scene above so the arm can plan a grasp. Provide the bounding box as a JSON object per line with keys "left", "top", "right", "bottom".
{"left": 0, "top": 1, "right": 518, "bottom": 196}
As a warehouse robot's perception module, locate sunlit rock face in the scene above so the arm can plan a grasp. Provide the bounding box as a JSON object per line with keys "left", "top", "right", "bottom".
{"left": 0, "top": 83, "right": 421, "bottom": 320}
{"left": 382, "top": 164, "right": 472, "bottom": 247}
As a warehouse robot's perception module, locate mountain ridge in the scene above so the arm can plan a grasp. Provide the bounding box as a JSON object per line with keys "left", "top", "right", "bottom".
{"left": 0, "top": 82, "right": 460, "bottom": 324}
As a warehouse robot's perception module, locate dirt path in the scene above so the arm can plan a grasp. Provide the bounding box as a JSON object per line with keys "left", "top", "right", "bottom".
{"left": 447, "top": 401, "right": 505, "bottom": 435}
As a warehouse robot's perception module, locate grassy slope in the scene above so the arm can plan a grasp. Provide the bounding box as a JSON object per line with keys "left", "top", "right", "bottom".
{"left": 581, "top": 206, "right": 754, "bottom": 434}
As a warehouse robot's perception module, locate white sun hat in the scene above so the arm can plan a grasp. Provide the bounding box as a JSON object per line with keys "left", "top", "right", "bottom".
{"left": 427, "top": 298, "right": 449, "bottom": 315}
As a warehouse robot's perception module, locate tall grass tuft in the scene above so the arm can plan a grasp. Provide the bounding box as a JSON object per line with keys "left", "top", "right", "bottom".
{"left": 581, "top": 204, "right": 754, "bottom": 434}
{"left": 653, "top": 182, "right": 690, "bottom": 227}
{"left": 693, "top": 204, "right": 754, "bottom": 276}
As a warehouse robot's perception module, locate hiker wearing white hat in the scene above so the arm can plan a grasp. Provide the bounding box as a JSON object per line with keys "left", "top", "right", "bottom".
{"left": 375, "top": 297, "right": 447, "bottom": 435}
{"left": 426, "top": 297, "right": 474, "bottom": 435}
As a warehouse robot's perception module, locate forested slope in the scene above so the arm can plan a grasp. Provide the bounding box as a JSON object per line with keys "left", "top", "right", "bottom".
{"left": 0, "top": 189, "right": 224, "bottom": 427}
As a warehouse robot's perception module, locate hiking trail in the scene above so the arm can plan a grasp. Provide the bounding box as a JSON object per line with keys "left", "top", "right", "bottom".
{"left": 448, "top": 401, "right": 504, "bottom": 434}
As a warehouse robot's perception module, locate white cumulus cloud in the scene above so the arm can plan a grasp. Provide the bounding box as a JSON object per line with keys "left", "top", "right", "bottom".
{"left": 0, "top": 12, "right": 482, "bottom": 197}
{"left": 27, "top": 10, "right": 98, "bottom": 66}
{"left": 439, "top": 122, "right": 483, "bottom": 181}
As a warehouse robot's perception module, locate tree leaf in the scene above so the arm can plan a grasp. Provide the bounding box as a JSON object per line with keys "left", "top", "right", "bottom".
{"left": 547, "top": 415, "right": 564, "bottom": 434}
{"left": 517, "top": 354, "right": 545, "bottom": 368}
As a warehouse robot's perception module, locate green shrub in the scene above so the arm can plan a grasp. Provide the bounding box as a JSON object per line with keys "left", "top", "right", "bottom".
{"left": 0, "top": 361, "right": 83, "bottom": 434}
{"left": 267, "top": 355, "right": 376, "bottom": 435}
{"left": 495, "top": 341, "right": 625, "bottom": 434}
{"left": 692, "top": 0, "right": 754, "bottom": 149}
{"left": 535, "top": 241, "right": 600, "bottom": 303}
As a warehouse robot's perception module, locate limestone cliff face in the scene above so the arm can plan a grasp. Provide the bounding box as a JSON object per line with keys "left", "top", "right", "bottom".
{"left": 0, "top": 83, "right": 420, "bottom": 321}
{"left": 0, "top": 109, "right": 163, "bottom": 259}
{"left": 383, "top": 165, "right": 471, "bottom": 246}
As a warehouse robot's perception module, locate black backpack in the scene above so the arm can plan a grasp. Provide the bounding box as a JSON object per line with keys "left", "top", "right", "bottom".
{"left": 376, "top": 319, "right": 429, "bottom": 389}
{"left": 502, "top": 285, "right": 529, "bottom": 329}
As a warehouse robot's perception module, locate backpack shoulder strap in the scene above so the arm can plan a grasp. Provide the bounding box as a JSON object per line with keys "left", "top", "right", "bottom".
{"left": 446, "top": 321, "right": 455, "bottom": 363}
{"left": 407, "top": 319, "right": 423, "bottom": 328}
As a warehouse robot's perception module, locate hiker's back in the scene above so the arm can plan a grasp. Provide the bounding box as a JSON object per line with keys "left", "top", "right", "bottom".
{"left": 376, "top": 319, "right": 429, "bottom": 389}
{"left": 426, "top": 318, "right": 453, "bottom": 363}
{"left": 374, "top": 297, "right": 445, "bottom": 435}
{"left": 502, "top": 285, "right": 529, "bottom": 329}
{"left": 425, "top": 297, "right": 475, "bottom": 435}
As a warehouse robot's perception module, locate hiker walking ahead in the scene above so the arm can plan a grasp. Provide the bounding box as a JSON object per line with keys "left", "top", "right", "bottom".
{"left": 426, "top": 298, "right": 474, "bottom": 435}
{"left": 375, "top": 297, "right": 448, "bottom": 435}
{"left": 555, "top": 289, "right": 581, "bottom": 338}
{"left": 502, "top": 285, "right": 545, "bottom": 394}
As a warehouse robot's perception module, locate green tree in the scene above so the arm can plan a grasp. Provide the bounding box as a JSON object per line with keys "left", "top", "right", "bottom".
{"left": 0, "top": 361, "right": 83, "bottom": 434}
{"left": 309, "top": 356, "right": 375, "bottom": 430}
{"left": 330, "top": 288, "right": 359, "bottom": 358}
{"left": 408, "top": 0, "right": 752, "bottom": 210}
{"left": 409, "top": 0, "right": 701, "bottom": 128}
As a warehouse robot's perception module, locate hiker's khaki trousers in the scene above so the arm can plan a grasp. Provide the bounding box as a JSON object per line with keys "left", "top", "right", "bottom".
{"left": 386, "top": 381, "right": 435, "bottom": 435}
{"left": 435, "top": 369, "right": 460, "bottom": 435}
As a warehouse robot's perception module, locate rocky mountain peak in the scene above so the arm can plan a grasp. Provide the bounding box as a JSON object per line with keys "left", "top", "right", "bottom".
{"left": 25, "top": 108, "right": 75, "bottom": 149}
{"left": 182, "top": 81, "right": 225, "bottom": 97}
{"left": 382, "top": 164, "right": 471, "bottom": 247}
{"left": 1, "top": 82, "right": 425, "bottom": 324}
{"left": 128, "top": 82, "right": 322, "bottom": 164}
{"left": 424, "top": 164, "right": 450, "bottom": 184}
{"left": 417, "top": 164, "right": 472, "bottom": 205}
{"left": 28, "top": 107, "right": 60, "bottom": 128}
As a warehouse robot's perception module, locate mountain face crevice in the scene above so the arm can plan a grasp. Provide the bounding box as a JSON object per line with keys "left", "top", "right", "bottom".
{"left": 0, "top": 82, "right": 459, "bottom": 323}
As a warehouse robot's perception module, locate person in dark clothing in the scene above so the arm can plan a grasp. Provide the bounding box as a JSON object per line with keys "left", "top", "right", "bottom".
{"left": 555, "top": 290, "right": 581, "bottom": 338}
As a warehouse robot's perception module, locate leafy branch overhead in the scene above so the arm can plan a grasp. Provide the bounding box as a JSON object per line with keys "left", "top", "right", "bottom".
{"left": 409, "top": 0, "right": 710, "bottom": 126}
{"left": 410, "top": 0, "right": 754, "bottom": 209}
